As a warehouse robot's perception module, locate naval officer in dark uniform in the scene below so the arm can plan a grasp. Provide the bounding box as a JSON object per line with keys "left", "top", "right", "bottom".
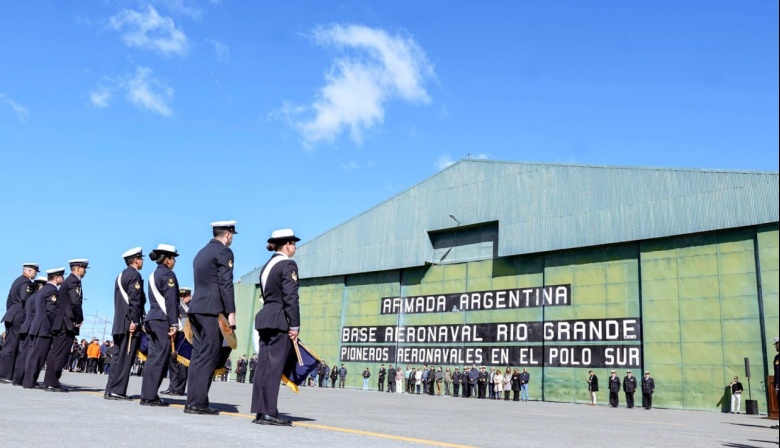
{"left": 23, "top": 268, "right": 65, "bottom": 389}
{"left": 44, "top": 259, "right": 87, "bottom": 391}
{"left": 161, "top": 287, "right": 191, "bottom": 396}
{"left": 185, "top": 221, "right": 237, "bottom": 416}
{"left": 105, "top": 247, "right": 146, "bottom": 400}
{"left": 12, "top": 276, "right": 47, "bottom": 386}
{"left": 140, "top": 244, "right": 180, "bottom": 407}
{"left": 251, "top": 228, "right": 301, "bottom": 427}
{"left": 0, "top": 262, "right": 38, "bottom": 383}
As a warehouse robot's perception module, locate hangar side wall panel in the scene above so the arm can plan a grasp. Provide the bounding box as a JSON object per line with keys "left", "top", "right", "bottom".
{"left": 758, "top": 225, "right": 779, "bottom": 379}
{"left": 285, "top": 225, "right": 770, "bottom": 411}
{"left": 640, "top": 229, "right": 767, "bottom": 412}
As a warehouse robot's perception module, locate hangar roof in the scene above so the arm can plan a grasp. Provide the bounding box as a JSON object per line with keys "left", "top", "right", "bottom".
{"left": 241, "top": 160, "right": 779, "bottom": 281}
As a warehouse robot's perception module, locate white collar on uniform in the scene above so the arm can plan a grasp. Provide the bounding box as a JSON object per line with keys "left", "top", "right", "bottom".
{"left": 274, "top": 252, "right": 289, "bottom": 259}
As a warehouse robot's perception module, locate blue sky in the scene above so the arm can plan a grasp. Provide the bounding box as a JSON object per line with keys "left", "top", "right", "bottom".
{"left": 1, "top": 1, "right": 777, "bottom": 333}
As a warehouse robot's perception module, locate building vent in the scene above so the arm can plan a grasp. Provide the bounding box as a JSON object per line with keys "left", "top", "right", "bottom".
{"left": 428, "top": 221, "right": 499, "bottom": 264}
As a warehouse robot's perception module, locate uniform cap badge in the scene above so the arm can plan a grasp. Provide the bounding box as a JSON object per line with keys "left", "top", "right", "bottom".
{"left": 167, "top": 278, "right": 175, "bottom": 287}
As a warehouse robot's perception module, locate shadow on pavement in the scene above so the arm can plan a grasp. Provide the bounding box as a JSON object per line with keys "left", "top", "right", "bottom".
{"left": 726, "top": 423, "right": 778, "bottom": 429}
{"left": 280, "top": 413, "right": 316, "bottom": 423}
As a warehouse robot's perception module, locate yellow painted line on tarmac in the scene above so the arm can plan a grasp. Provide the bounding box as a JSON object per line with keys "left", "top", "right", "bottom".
{"left": 78, "top": 389, "right": 474, "bottom": 447}
{"left": 292, "top": 422, "right": 477, "bottom": 448}
{"left": 613, "top": 418, "right": 689, "bottom": 427}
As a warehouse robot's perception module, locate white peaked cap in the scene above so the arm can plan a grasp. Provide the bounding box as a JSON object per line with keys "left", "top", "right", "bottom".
{"left": 153, "top": 244, "right": 178, "bottom": 254}
{"left": 46, "top": 267, "right": 66, "bottom": 275}
{"left": 122, "top": 247, "right": 143, "bottom": 258}
{"left": 268, "top": 228, "right": 300, "bottom": 243}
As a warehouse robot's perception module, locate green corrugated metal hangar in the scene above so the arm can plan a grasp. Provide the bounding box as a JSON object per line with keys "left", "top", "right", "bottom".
{"left": 234, "top": 160, "right": 779, "bottom": 412}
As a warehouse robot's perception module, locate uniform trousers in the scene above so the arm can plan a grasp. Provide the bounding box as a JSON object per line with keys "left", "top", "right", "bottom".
{"left": 186, "top": 314, "right": 222, "bottom": 408}
{"left": 0, "top": 322, "right": 22, "bottom": 380}
{"left": 642, "top": 392, "right": 653, "bottom": 409}
{"left": 625, "top": 392, "right": 635, "bottom": 408}
{"left": 453, "top": 382, "right": 460, "bottom": 396}
{"left": 388, "top": 380, "right": 395, "bottom": 393}
{"left": 609, "top": 391, "right": 620, "bottom": 407}
{"left": 378, "top": 378, "right": 384, "bottom": 391}
{"left": 105, "top": 333, "right": 140, "bottom": 395}
{"left": 12, "top": 335, "right": 30, "bottom": 384}
{"left": 250, "top": 329, "right": 291, "bottom": 417}
{"left": 23, "top": 336, "right": 52, "bottom": 388}
{"left": 249, "top": 369, "right": 256, "bottom": 384}
{"left": 44, "top": 331, "right": 73, "bottom": 387}
{"left": 167, "top": 355, "right": 188, "bottom": 394}
{"left": 140, "top": 320, "right": 171, "bottom": 400}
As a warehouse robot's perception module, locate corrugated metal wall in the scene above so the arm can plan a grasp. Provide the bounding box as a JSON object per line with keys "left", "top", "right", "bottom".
{"left": 240, "top": 160, "right": 779, "bottom": 282}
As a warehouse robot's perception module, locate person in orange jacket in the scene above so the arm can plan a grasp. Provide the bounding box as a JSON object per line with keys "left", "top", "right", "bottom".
{"left": 86, "top": 338, "right": 101, "bottom": 374}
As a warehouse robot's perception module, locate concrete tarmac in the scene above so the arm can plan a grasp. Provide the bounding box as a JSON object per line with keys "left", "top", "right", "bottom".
{"left": 1, "top": 372, "right": 778, "bottom": 447}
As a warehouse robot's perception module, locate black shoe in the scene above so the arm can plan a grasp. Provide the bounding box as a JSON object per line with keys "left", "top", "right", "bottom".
{"left": 252, "top": 414, "right": 292, "bottom": 426}
{"left": 159, "top": 389, "right": 173, "bottom": 395}
{"left": 140, "top": 398, "right": 169, "bottom": 407}
{"left": 104, "top": 392, "right": 133, "bottom": 400}
{"left": 184, "top": 405, "right": 219, "bottom": 415}
{"left": 44, "top": 385, "right": 68, "bottom": 392}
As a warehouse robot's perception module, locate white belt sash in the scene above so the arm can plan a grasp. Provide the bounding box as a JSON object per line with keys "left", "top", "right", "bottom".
{"left": 116, "top": 274, "right": 129, "bottom": 305}
{"left": 149, "top": 272, "right": 167, "bottom": 316}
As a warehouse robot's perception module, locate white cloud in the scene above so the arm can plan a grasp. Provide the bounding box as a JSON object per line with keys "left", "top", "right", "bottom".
{"left": 109, "top": 5, "right": 189, "bottom": 57}
{"left": 282, "top": 24, "right": 435, "bottom": 147}
{"left": 87, "top": 67, "right": 173, "bottom": 116}
{"left": 434, "top": 155, "right": 455, "bottom": 170}
{"left": 206, "top": 39, "right": 230, "bottom": 63}
{"left": 339, "top": 160, "right": 359, "bottom": 171}
{"left": 89, "top": 87, "right": 112, "bottom": 108}
{"left": 122, "top": 67, "right": 174, "bottom": 116}
{"left": 0, "top": 93, "right": 29, "bottom": 122}
{"left": 151, "top": 0, "right": 204, "bottom": 19}
{"left": 472, "top": 153, "right": 490, "bottom": 160}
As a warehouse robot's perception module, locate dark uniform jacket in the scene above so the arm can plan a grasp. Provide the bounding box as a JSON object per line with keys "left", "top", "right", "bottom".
{"left": 378, "top": 367, "right": 386, "bottom": 381}
{"left": 623, "top": 375, "right": 637, "bottom": 393}
{"left": 453, "top": 370, "right": 461, "bottom": 384}
{"left": 28, "top": 283, "right": 59, "bottom": 337}
{"left": 19, "top": 290, "right": 40, "bottom": 336}
{"left": 608, "top": 375, "right": 621, "bottom": 392}
{"left": 642, "top": 376, "right": 655, "bottom": 394}
{"left": 388, "top": 367, "right": 396, "bottom": 381}
{"left": 189, "top": 239, "right": 235, "bottom": 316}
{"left": 111, "top": 267, "right": 146, "bottom": 336}
{"left": 3, "top": 275, "right": 34, "bottom": 325}
{"left": 145, "top": 264, "right": 179, "bottom": 327}
{"left": 255, "top": 253, "right": 300, "bottom": 331}
{"left": 53, "top": 273, "right": 84, "bottom": 335}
